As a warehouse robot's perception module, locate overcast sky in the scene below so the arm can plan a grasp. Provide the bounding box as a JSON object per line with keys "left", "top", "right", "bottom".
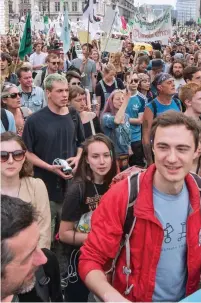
{"left": 137, "top": 0, "right": 176, "bottom": 8}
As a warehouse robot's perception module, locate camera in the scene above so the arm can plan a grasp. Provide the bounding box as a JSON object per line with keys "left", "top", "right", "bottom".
{"left": 53, "top": 158, "right": 73, "bottom": 175}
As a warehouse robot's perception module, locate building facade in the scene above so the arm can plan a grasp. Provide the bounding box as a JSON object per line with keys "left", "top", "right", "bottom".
{"left": 0, "top": 0, "right": 9, "bottom": 34}
{"left": 9, "top": 0, "right": 134, "bottom": 22}
{"left": 176, "top": 0, "right": 200, "bottom": 22}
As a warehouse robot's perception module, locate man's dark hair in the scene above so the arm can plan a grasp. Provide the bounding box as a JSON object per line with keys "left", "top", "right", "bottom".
{"left": 1, "top": 195, "right": 37, "bottom": 278}
{"left": 0, "top": 52, "right": 12, "bottom": 66}
{"left": 138, "top": 55, "right": 150, "bottom": 65}
{"left": 66, "top": 70, "right": 81, "bottom": 83}
{"left": 169, "top": 59, "right": 185, "bottom": 76}
{"left": 16, "top": 66, "right": 32, "bottom": 78}
{"left": 151, "top": 111, "right": 199, "bottom": 151}
{"left": 183, "top": 66, "right": 200, "bottom": 81}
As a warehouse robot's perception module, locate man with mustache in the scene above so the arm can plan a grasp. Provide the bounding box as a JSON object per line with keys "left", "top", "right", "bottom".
{"left": 169, "top": 59, "right": 186, "bottom": 91}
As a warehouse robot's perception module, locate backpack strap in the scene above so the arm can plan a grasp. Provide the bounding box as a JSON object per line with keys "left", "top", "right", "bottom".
{"left": 106, "top": 172, "right": 141, "bottom": 296}
{"left": 189, "top": 172, "right": 201, "bottom": 197}
{"left": 99, "top": 80, "right": 107, "bottom": 94}
{"left": 174, "top": 98, "right": 182, "bottom": 112}
{"left": 20, "top": 107, "right": 30, "bottom": 120}
{"left": 151, "top": 100, "right": 157, "bottom": 119}
{"left": 35, "top": 266, "right": 50, "bottom": 302}
{"left": 1, "top": 109, "right": 9, "bottom": 131}
{"left": 41, "top": 68, "right": 47, "bottom": 87}
{"left": 114, "top": 79, "right": 118, "bottom": 89}
{"left": 69, "top": 106, "right": 78, "bottom": 141}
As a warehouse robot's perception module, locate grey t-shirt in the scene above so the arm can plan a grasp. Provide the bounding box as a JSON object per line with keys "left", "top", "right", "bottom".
{"left": 152, "top": 183, "right": 190, "bottom": 302}
{"left": 71, "top": 58, "right": 96, "bottom": 92}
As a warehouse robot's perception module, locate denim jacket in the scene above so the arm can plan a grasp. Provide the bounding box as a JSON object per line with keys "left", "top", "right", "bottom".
{"left": 18, "top": 85, "right": 46, "bottom": 112}
{"left": 102, "top": 113, "right": 131, "bottom": 156}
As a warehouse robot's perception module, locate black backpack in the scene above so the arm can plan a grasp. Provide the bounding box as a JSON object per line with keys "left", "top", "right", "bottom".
{"left": 1, "top": 109, "right": 9, "bottom": 131}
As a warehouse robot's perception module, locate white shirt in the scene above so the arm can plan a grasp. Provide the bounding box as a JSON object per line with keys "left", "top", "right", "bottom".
{"left": 29, "top": 52, "right": 47, "bottom": 73}
{"left": 173, "top": 77, "right": 186, "bottom": 92}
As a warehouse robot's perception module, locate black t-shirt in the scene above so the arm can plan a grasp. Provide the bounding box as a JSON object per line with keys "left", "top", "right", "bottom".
{"left": 61, "top": 180, "right": 108, "bottom": 222}
{"left": 95, "top": 78, "right": 125, "bottom": 111}
{"left": 22, "top": 107, "right": 85, "bottom": 202}
{"left": 83, "top": 116, "right": 103, "bottom": 139}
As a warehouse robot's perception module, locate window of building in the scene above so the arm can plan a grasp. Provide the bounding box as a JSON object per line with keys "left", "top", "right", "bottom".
{"left": 72, "top": 2, "right": 78, "bottom": 12}
{"left": 55, "top": 2, "right": 60, "bottom": 12}
{"left": 82, "top": 2, "right": 85, "bottom": 10}
{"left": 64, "top": 1, "right": 69, "bottom": 11}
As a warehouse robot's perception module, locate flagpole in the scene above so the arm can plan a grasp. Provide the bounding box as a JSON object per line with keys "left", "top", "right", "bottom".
{"left": 87, "top": 16, "right": 90, "bottom": 55}
{"left": 104, "top": 12, "right": 116, "bottom": 52}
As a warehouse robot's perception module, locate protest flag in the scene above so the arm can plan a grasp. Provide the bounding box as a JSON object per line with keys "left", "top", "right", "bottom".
{"left": 121, "top": 16, "right": 127, "bottom": 30}
{"left": 83, "top": 0, "right": 100, "bottom": 23}
{"left": 60, "top": 10, "right": 70, "bottom": 54}
{"left": 18, "top": 13, "right": 32, "bottom": 60}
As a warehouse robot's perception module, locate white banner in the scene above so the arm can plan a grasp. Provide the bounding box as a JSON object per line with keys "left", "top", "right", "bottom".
{"left": 132, "top": 8, "right": 172, "bottom": 45}
{"left": 100, "top": 37, "right": 123, "bottom": 52}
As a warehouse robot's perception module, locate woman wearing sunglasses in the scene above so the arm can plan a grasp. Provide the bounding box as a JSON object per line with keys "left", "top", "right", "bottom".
{"left": 1, "top": 131, "right": 51, "bottom": 249}
{"left": 1, "top": 83, "right": 32, "bottom": 136}
{"left": 101, "top": 89, "right": 131, "bottom": 171}
{"left": 69, "top": 86, "right": 102, "bottom": 138}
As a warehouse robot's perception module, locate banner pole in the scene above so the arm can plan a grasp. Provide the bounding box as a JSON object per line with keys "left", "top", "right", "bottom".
{"left": 104, "top": 12, "right": 116, "bottom": 52}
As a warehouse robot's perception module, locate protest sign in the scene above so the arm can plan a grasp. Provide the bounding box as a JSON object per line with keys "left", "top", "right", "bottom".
{"left": 132, "top": 8, "right": 172, "bottom": 44}
{"left": 78, "top": 30, "right": 91, "bottom": 44}
{"left": 100, "top": 37, "right": 123, "bottom": 52}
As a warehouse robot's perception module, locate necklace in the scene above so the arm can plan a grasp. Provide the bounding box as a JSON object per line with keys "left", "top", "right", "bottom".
{"left": 1, "top": 181, "right": 21, "bottom": 198}
{"left": 93, "top": 183, "right": 101, "bottom": 199}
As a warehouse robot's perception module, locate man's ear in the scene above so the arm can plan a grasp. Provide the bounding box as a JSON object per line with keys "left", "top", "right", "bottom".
{"left": 184, "top": 98, "right": 192, "bottom": 108}
{"left": 46, "top": 89, "right": 51, "bottom": 98}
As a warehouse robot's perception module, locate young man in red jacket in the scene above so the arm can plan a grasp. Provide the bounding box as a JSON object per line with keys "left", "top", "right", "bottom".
{"left": 79, "top": 111, "right": 201, "bottom": 302}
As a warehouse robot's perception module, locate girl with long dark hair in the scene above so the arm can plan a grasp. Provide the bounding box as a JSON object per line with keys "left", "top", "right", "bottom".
{"left": 59, "top": 134, "right": 117, "bottom": 302}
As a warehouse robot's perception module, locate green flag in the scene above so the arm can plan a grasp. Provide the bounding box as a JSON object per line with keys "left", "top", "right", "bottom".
{"left": 19, "top": 13, "right": 32, "bottom": 60}
{"left": 44, "top": 15, "right": 49, "bottom": 24}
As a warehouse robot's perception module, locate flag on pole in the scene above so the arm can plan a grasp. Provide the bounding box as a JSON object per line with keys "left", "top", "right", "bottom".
{"left": 60, "top": 10, "right": 70, "bottom": 54}
{"left": 121, "top": 16, "right": 127, "bottom": 30}
{"left": 83, "top": 0, "right": 100, "bottom": 23}
{"left": 18, "top": 13, "right": 32, "bottom": 60}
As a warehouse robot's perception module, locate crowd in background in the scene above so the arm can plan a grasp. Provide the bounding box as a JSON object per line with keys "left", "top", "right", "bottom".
{"left": 1, "top": 29, "right": 201, "bottom": 302}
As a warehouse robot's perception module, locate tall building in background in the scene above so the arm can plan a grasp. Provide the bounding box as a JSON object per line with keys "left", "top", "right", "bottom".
{"left": 176, "top": 0, "right": 200, "bottom": 22}
{"left": 0, "top": 0, "right": 9, "bottom": 34}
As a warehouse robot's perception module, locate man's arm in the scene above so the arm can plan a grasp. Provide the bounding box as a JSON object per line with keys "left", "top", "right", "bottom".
{"left": 129, "top": 113, "right": 143, "bottom": 125}
{"left": 26, "top": 151, "right": 72, "bottom": 179}
{"left": 142, "top": 107, "right": 154, "bottom": 166}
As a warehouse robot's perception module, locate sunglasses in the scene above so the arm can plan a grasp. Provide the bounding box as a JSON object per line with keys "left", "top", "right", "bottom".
{"left": 71, "top": 82, "right": 81, "bottom": 86}
{"left": 3, "top": 92, "right": 22, "bottom": 99}
{"left": 130, "top": 79, "right": 139, "bottom": 83}
{"left": 50, "top": 61, "right": 60, "bottom": 65}
{"left": 190, "top": 58, "right": 194, "bottom": 60}
{"left": 1, "top": 150, "right": 26, "bottom": 163}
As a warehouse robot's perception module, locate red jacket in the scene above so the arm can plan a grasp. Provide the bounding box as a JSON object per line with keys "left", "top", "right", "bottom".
{"left": 79, "top": 165, "right": 201, "bottom": 302}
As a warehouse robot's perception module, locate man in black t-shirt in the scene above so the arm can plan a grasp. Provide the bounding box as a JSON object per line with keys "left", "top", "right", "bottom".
{"left": 95, "top": 63, "right": 125, "bottom": 114}
{"left": 22, "top": 73, "right": 85, "bottom": 240}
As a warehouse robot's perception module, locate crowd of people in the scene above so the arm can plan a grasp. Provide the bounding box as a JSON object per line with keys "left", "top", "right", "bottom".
{"left": 1, "top": 30, "right": 201, "bottom": 303}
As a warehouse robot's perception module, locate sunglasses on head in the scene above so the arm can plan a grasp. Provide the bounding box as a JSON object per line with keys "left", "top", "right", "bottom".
{"left": 3, "top": 92, "right": 22, "bottom": 99}
{"left": 1, "top": 150, "right": 26, "bottom": 163}
{"left": 130, "top": 79, "right": 139, "bottom": 83}
{"left": 71, "top": 82, "right": 81, "bottom": 86}
{"left": 50, "top": 61, "right": 60, "bottom": 65}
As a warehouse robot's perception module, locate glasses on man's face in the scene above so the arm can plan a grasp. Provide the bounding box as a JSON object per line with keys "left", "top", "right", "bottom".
{"left": 50, "top": 61, "right": 60, "bottom": 65}
{"left": 71, "top": 82, "right": 81, "bottom": 86}
{"left": 130, "top": 79, "right": 139, "bottom": 84}
{"left": 1, "top": 150, "right": 26, "bottom": 163}
{"left": 3, "top": 92, "right": 22, "bottom": 99}
{"left": 190, "top": 57, "right": 194, "bottom": 61}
